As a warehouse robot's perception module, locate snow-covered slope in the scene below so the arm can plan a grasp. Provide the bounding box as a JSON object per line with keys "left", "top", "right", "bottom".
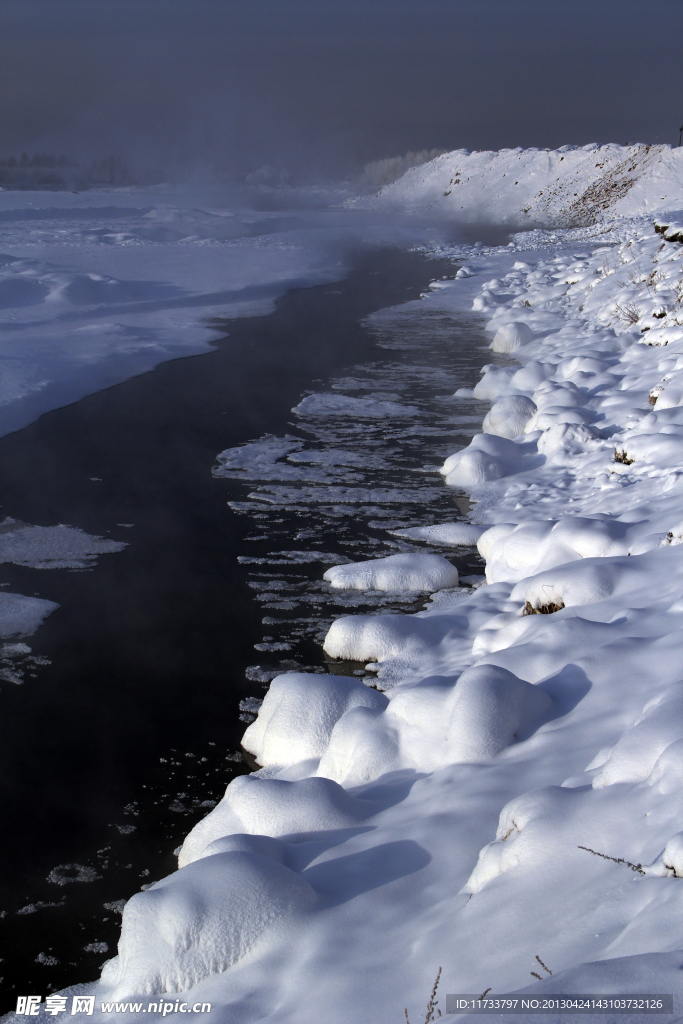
{"left": 360, "top": 143, "right": 683, "bottom": 228}
{"left": 22, "top": 149, "right": 683, "bottom": 1024}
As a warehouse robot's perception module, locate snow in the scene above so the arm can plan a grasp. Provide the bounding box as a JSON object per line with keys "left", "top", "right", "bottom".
{"left": 28, "top": 145, "right": 683, "bottom": 1024}
{"left": 0, "top": 520, "right": 126, "bottom": 568}
{"left": 292, "top": 392, "right": 421, "bottom": 419}
{"left": 0, "top": 591, "right": 58, "bottom": 639}
{"left": 323, "top": 552, "right": 458, "bottom": 592}
{"left": 0, "top": 184, "right": 446, "bottom": 438}
{"left": 239, "top": 672, "right": 387, "bottom": 773}
{"left": 390, "top": 522, "right": 487, "bottom": 546}
{"left": 357, "top": 143, "right": 683, "bottom": 228}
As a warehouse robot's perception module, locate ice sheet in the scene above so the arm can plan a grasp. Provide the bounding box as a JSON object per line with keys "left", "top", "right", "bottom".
{"left": 0, "top": 184, "right": 449, "bottom": 437}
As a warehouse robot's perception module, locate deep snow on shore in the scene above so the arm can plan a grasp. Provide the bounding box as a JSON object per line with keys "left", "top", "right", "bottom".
{"left": 12, "top": 145, "right": 683, "bottom": 1022}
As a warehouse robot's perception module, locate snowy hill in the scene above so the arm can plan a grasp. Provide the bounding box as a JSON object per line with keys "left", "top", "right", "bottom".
{"left": 361, "top": 143, "right": 683, "bottom": 227}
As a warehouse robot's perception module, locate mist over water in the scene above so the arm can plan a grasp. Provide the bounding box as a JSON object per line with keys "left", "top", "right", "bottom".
{"left": 1, "top": 0, "right": 682, "bottom": 185}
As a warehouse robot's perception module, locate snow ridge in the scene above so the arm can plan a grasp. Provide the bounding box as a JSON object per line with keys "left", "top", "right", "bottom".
{"left": 358, "top": 143, "right": 683, "bottom": 228}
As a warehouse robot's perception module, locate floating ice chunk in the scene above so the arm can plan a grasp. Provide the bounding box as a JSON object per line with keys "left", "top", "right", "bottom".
{"left": 241, "top": 672, "right": 387, "bottom": 768}
{"left": 490, "top": 321, "right": 534, "bottom": 353}
{"left": 213, "top": 435, "right": 305, "bottom": 477}
{"left": 0, "top": 521, "right": 125, "bottom": 569}
{"left": 446, "top": 664, "right": 552, "bottom": 765}
{"left": 178, "top": 775, "right": 368, "bottom": 867}
{"left": 0, "top": 592, "right": 58, "bottom": 638}
{"left": 323, "top": 553, "right": 458, "bottom": 592}
{"left": 483, "top": 395, "right": 537, "bottom": 438}
{"left": 390, "top": 522, "right": 487, "bottom": 546}
{"left": 101, "top": 851, "right": 319, "bottom": 997}
{"left": 292, "top": 393, "right": 420, "bottom": 419}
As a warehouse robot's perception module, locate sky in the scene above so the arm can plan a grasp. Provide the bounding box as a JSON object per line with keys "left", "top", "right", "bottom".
{"left": 1, "top": 0, "right": 682, "bottom": 182}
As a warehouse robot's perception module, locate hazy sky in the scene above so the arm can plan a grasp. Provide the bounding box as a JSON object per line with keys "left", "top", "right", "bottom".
{"left": 1, "top": 0, "right": 682, "bottom": 181}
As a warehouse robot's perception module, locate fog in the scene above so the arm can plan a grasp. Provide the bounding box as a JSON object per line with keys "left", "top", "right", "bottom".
{"left": 1, "top": 0, "right": 682, "bottom": 184}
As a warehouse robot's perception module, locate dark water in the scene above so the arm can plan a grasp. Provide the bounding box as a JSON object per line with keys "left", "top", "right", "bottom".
{"left": 0, "top": 247, "right": 489, "bottom": 1007}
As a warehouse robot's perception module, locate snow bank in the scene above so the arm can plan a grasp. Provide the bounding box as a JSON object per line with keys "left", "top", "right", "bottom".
{"left": 361, "top": 143, "right": 683, "bottom": 227}
{"left": 323, "top": 553, "right": 458, "bottom": 592}
{"left": 101, "top": 851, "right": 319, "bottom": 997}
{"left": 241, "top": 671, "right": 387, "bottom": 768}
{"left": 178, "top": 774, "right": 372, "bottom": 867}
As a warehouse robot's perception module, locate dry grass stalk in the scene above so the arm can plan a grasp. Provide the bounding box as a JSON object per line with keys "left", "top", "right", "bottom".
{"left": 405, "top": 968, "right": 443, "bottom": 1024}
{"left": 523, "top": 600, "right": 565, "bottom": 616}
{"left": 578, "top": 844, "right": 645, "bottom": 875}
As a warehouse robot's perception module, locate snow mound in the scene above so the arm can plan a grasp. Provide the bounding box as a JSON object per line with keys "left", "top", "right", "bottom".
{"left": 446, "top": 664, "right": 552, "bottom": 764}
{"left": 241, "top": 672, "right": 387, "bottom": 768}
{"left": 390, "top": 523, "right": 487, "bottom": 546}
{"left": 483, "top": 395, "right": 537, "bottom": 439}
{"left": 322, "top": 611, "right": 457, "bottom": 664}
{"left": 178, "top": 774, "right": 370, "bottom": 867}
{"left": 464, "top": 788, "right": 569, "bottom": 894}
{"left": 509, "top": 555, "right": 648, "bottom": 610}
{"left": 101, "top": 851, "right": 319, "bottom": 997}
{"left": 323, "top": 553, "right": 458, "bottom": 592}
{"left": 490, "top": 321, "right": 534, "bottom": 353}
{"left": 593, "top": 693, "right": 683, "bottom": 788}
{"left": 478, "top": 518, "right": 642, "bottom": 584}
{"left": 317, "top": 705, "right": 401, "bottom": 785}
{"left": 440, "top": 433, "right": 535, "bottom": 487}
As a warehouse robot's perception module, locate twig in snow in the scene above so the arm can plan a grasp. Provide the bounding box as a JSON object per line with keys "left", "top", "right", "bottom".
{"left": 578, "top": 845, "right": 645, "bottom": 875}
{"left": 536, "top": 955, "right": 552, "bottom": 976}
{"left": 404, "top": 968, "right": 443, "bottom": 1024}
